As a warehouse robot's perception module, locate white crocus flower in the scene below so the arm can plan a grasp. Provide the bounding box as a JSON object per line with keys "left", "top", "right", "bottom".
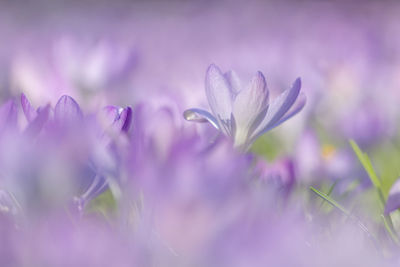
{"left": 184, "top": 64, "right": 306, "bottom": 150}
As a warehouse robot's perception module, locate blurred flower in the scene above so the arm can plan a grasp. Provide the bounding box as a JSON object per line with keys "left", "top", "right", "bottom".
{"left": 0, "top": 94, "right": 133, "bottom": 216}
{"left": 255, "top": 157, "right": 296, "bottom": 200}
{"left": 295, "top": 130, "right": 354, "bottom": 183}
{"left": 184, "top": 64, "right": 306, "bottom": 150}
{"left": 11, "top": 37, "right": 137, "bottom": 105}
{"left": 53, "top": 37, "right": 137, "bottom": 93}
{"left": 337, "top": 100, "right": 392, "bottom": 148}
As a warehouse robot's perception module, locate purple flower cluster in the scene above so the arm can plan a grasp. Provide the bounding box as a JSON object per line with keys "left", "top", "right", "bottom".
{"left": 0, "top": 64, "right": 393, "bottom": 266}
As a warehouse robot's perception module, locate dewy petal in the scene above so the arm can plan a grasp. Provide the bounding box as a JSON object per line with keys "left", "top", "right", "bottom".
{"left": 183, "top": 108, "right": 219, "bottom": 130}
{"left": 224, "top": 70, "right": 242, "bottom": 96}
{"left": 21, "top": 93, "right": 37, "bottom": 122}
{"left": 116, "top": 107, "right": 133, "bottom": 133}
{"left": 252, "top": 77, "right": 301, "bottom": 139}
{"left": 205, "top": 64, "right": 233, "bottom": 122}
{"left": 232, "top": 71, "right": 269, "bottom": 146}
{"left": 54, "top": 95, "right": 83, "bottom": 123}
{"left": 384, "top": 178, "right": 400, "bottom": 215}
{"left": 104, "top": 106, "right": 133, "bottom": 133}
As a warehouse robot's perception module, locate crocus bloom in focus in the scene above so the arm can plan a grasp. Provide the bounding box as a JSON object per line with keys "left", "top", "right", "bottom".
{"left": 184, "top": 64, "right": 306, "bottom": 150}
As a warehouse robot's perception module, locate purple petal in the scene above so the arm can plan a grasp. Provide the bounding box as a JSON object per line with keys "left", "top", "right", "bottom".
{"left": 205, "top": 64, "right": 233, "bottom": 122}
{"left": 0, "top": 100, "right": 18, "bottom": 132}
{"left": 183, "top": 108, "right": 219, "bottom": 129}
{"left": 100, "top": 106, "right": 120, "bottom": 126}
{"left": 384, "top": 178, "right": 400, "bottom": 215}
{"left": 118, "top": 107, "right": 132, "bottom": 133}
{"left": 24, "top": 104, "right": 51, "bottom": 137}
{"left": 54, "top": 95, "right": 83, "bottom": 123}
{"left": 255, "top": 93, "right": 306, "bottom": 138}
{"left": 21, "top": 93, "right": 37, "bottom": 122}
{"left": 252, "top": 77, "right": 302, "bottom": 138}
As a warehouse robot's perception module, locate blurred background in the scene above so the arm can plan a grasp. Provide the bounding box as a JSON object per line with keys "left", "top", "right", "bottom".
{"left": 1, "top": 0, "right": 400, "bottom": 194}
{"left": 2, "top": 1, "right": 400, "bottom": 265}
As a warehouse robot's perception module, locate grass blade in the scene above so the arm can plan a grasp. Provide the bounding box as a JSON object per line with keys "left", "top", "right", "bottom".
{"left": 349, "top": 139, "right": 381, "bottom": 188}
{"left": 381, "top": 214, "right": 400, "bottom": 245}
{"left": 310, "top": 186, "right": 350, "bottom": 216}
{"left": 310, "top": 186, "right": 382, "bottom": 252}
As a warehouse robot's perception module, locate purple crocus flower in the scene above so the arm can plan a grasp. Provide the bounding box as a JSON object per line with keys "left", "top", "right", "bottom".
{"left": 184, "top": 64, "right": 306, "bottom": 150}
{"left": 384, "top": 178, "right": 400, "bottom": 215}
{"left": 19, "top": 94, "right": 132, "bottom": 213}
{"left": 255, "top": 157, "right": 296, "bottom": 200}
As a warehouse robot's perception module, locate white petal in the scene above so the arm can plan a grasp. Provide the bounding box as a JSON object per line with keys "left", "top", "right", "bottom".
{"left": 232, "top": 71, "right": 269, "bottom": 146}
{"left": 224, "top": 70, "right": 242, "bottom": 96}
{"left": 205, "top": 64, "right": 233, "bottom": 122}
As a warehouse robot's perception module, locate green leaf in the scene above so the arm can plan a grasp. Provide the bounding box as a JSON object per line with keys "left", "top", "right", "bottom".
{"left": 349, "top": 139, "right": 381, "bottom": 188}
{"left": 381, "top": 214, "right": 400, "bottom": 245}
{"left": 310, "top": 186, "right": 350, "bottom": 216}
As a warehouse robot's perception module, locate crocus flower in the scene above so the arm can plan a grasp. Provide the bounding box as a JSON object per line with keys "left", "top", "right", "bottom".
{"left": 183, "top": 64, "right": 306, "bottom": 150}
{"left": 384, "top": 178, "right": 400, "bottom": 215}
{"left": 19, "top": 94, "right": 133, "bottom": 213}
{"left": 255, "top": 157, "right": 296, "bottom": 199}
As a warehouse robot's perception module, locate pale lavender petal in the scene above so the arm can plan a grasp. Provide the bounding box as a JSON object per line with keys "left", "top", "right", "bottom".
{"left": 102, "top": 106, "right": 120, "bottom": 124}
{"left": 54, "top": 95, "right": 83, "bottom": 123}
{"left": 224, "top": 70, "right": 242, "bottom": 96}
{"left": 205, "top": 64, "right": 233, "bottom": 122}
{"left": 21, "top": 93, "right": 37, "bottom": 122}
{"left": 232, "top": 71, "right": 269, "bottom": 145}
{"left": 24, "top": 104, "right": 51, "bottom": 137}
{"left": 0, "top": 100, "right": 17, "bottom": 131}
{"left": 252, "top": 77, "right": 301, "bottom": 138}
{"left": 183, "top": 108, "right": 219, "bottom": 129}
{"left": 384, "top": 178, "right": 400, "bottom": 215}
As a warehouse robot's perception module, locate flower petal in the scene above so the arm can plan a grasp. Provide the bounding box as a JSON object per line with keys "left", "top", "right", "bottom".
{"left": 21, "top": 93, "right": 37, "bottom": 122}
{"left": 115, "top": 107, "right": 132, "bottom": 133}
{"left": 0, "top": 100, "right": 18, "bottom": 132}
{"left": 24, "top": 104, "right": 51, "bottom": 137}
{"left": 101, "top": 106, "right": 120, "bottom": 126}
{"left": 384, "top": 178, "right": 400, "bottom": 215}
{"left": 232, "top": 71, "right": 269, "bottom": 145}
{"left": 205, "top": 64, "right": 233, "bottom": 122}
{"left": 183, "top": 108, "right": 219, "bottom": 129}
{"left": 252, "top": 77, "right": 301, "bottom": 138}
{"left": 224, "top": 70, "right": 242, "bottom": 96}
{"left": 54, "top": 95, "right": 83, "bottom": 123}
{"left": 253, "top": 93, "right": 306, "bottom": 141}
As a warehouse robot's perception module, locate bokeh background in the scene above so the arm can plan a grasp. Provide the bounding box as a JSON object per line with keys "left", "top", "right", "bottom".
{"left": 1, "top": 0, "right": 400, "bottom": 265}
{"left": 2, "top": 0, "right": 400, "bottom": 182}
